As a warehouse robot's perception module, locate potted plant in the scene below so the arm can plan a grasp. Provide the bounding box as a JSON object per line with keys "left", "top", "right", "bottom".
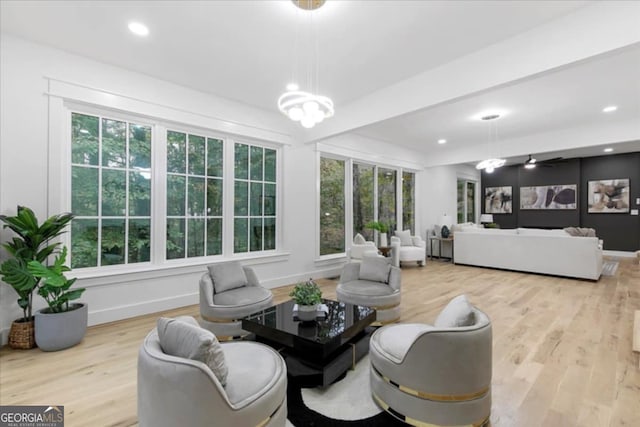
{"left": 289, "top": 279, "right": 323, "bottom": 321}
{"left": 28, "top": 246, "right": 87, "bottom": 351}
{"left": 0, "top": 206, "right": 74, "bottom": 349}
{"left": 365, "top": 220, "right": 389, "bottom": 247}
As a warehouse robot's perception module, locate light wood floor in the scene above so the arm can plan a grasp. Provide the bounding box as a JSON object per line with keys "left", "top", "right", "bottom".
{"left": 1, "top": 259, "right": 638, "bottom": 427}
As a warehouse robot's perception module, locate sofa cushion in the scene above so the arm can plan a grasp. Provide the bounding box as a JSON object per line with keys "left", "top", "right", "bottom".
{"left": 353, "top": 233, "right": 367, "bottom": 245}
{"left": 434, "top": 295, "right": 476, "bottom": 328}
{"left": 395, "top": 230, "right": 413, "bottom": 246}
{"left": 213, "top": 285, "right": 272, "bottom": 307}
{"left": 359, "top": 257, "right": 391, "bottom": 283}
{"left": 339, "top": 280, "right": 396, "bottom": 297}
{"left": 208, "top": 262, "right": 247, "bottom": 294}
{"left": 157, "top": 317, "right": 228, "bottom": 386}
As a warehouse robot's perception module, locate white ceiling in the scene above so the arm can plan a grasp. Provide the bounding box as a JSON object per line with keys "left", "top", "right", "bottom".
{"left": 1, "top": 0, "right": 639, "bottom": 164}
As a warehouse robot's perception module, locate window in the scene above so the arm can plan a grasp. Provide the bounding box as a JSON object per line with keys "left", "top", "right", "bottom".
{"left": 166, "top": 130, "right": 223, "bottom": 259}
{"left": 233, "top": 143, "right": 277, "bottom": 253}
{"left": 319, "top": 157, "right": 345, "bottom": 255}
{"left": 68, "top": 109, "right": 281, "bottom": 270}
{"left": 457, "top": 179, "right": 477, "bottom": 223}
{"left": 402, "top": 172, "right": 415, "bottom": 234}
{"left": 352, "top": 163, "right": 374, "bottom": 240}
{"left": 70, "top": 112, "right": 151, "bottom": 268}
{"left": 378, "top": 167, "right": 397, "bottom": 232}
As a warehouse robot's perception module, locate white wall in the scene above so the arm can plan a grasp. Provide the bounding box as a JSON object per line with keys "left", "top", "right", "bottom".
{"left": 0, "top": 35, "right": 432, "bottom": 344}
{"left": 420, "top": 163, "right": 481, "bottom": 257}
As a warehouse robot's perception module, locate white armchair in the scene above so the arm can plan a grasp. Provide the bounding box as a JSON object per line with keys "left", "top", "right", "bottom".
{"left": 390, "top": 230, "right": 426, "bottom": 267}
{"left": 348, "top": 233, "right": 381, "bottom": 261}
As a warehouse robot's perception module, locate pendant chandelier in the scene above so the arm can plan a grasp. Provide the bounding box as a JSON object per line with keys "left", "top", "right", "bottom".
{"left": 277, "top": 0, "right": 334, "bottom": 129}
{"left": 475, "top": 113, "right": 506, "bottom": 173}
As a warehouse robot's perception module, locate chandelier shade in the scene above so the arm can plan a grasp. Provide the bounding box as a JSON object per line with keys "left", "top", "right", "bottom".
{"left": 277, "top": 90, "right": 334, "bottom": 129}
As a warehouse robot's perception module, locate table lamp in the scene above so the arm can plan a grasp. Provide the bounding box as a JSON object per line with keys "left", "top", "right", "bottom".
{"left": 479, "top": 214, "right": 494, "bottom": 227}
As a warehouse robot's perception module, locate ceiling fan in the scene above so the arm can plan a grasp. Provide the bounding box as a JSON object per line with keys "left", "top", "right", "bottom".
{"left": 524, "top": 155, "right": 566, "bottom": 169}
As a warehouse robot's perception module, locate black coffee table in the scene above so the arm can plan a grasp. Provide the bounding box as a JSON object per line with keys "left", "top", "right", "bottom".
{"left": 242, "top": 299, "right": 376, "bottom": 386}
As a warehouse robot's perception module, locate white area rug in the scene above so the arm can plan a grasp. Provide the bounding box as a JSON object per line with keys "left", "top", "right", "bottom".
{"left": 601, "top": 260, "right": 619, "bottom": 276}
{"left": 300, "top": 355, "right": 381, "bottom": 420}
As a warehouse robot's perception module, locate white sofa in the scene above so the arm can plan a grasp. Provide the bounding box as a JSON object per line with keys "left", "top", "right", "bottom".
{"left": 453, "top": 228, "right": 603, "bottom": 280}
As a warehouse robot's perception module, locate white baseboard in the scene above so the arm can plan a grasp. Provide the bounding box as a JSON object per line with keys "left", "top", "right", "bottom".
{"left": 261, "top": 266, "right": 343, "bottom": 288}
{"left": 1, "top": 327, "right": 8, "bottom": 347}
{"left": 603, "top": 250, "right": 638, "bottom": 258}
{"left": 88, "top": 292, "right": 199, "bottom": 326}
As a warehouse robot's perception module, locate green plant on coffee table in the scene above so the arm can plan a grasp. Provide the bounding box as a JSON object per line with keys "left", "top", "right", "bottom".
{"left": 28, "top": 247, "right": 85, "bottom": 314}
{"left": 364, "top": 221, "right": 389, "bottom": 234}
{"left": 289, "top": 279, "right": 323, "bottom": 306}
{"left": 0, "top": 206, "right": 74, "bottom": 321}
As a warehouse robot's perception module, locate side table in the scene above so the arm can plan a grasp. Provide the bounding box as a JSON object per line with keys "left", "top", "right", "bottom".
{"left": 378, "top": 246, "right": 392, "bottom": 257}
{"left": 428, "top": 236, "right": 454, "bottom": 263}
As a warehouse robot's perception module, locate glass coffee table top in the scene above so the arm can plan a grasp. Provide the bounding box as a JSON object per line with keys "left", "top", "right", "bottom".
{"left": 242, "top": 299, "right": 375, "bottom": 358}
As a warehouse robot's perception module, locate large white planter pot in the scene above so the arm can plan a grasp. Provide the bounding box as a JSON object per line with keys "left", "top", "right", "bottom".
{"left": 297, "top": 304, "right": 319, "bottom": 321}
{"left": 35, "top": 303, "right": 88, "bottom": 352}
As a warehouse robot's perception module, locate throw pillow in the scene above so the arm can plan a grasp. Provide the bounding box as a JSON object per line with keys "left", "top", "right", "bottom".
{"left": 208, "top": 262, "right": 247, "bottom": 294}
{"left": 353, "top": 233, "right": 367, "bottom": 245}
{"left": 157, "top": 317, "right": 228, "bottom": 386}
{"left": 434, "top": 295, "right": 476, "bottom": 328}
{"left": 359, "top": 257, "right": 391, "bottom": 284}
{"left": 394, "top": 229, "right": 413, "bottom": 246}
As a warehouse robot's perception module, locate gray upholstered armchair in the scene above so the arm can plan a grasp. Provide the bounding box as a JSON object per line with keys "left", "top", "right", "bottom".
{"left": 199, "top": 261, "right": 273, "bottom": 339}
{"left": 369, "top": 295, "right": 492, "bottom": 426}
{"left": 138, "top": 316, "right": 287, "bottom": 427}
{"left": 336, "top": 258, "right": 401, "bottom": 325}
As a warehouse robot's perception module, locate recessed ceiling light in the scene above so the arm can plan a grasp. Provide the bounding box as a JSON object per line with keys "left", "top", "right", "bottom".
{"left": 437, "top": 139, "right": 447, "bottom": 144}
{"left": 603, "top": 147, "right": 614, "bottom": 153}
{"left": 602, "top": 105, "right": 617, "bottom": 113}
{"left": 128, "top": 21, "right": 149, "bottom": 37}
{"left": 286, "top": 83, "right": 299, "bottom": 91}
{"left": 471, "top": 110, "right": 509, "bottom": 121}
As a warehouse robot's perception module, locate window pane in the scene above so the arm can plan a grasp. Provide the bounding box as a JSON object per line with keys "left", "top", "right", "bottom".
{"left": 466, "top": 182, "right": 475, "bottom": 223}
{"left": 206, "top": 218, "right": 222, "bottom": 256}
{"left": 167, "top": 175, "right": 186, "bottom": 216}
{"left": 188, "top": 177, "right": 205, "bottom": 216}
{"left": 264, "top": 183, "right": 276, "bottom": 216}
{"left": 207, "top": 178, "right": 223, "bottom": 217}
{"left": 187, "top": 218, "right": 205, "bottom": 257}
{"left": 378, "top": 168, "right": 397, "bottom": 232}
{"left": 129, "top": 172, "right": 151, "bottom": 216}
{"left": 207, "top": 138, "right": 223, "bottom": 177}
{"left": 353, "top": 163, "right": 374, "bottom": 240}
{"left": 234, "top": 144, "right": 249, "bottom": 179}
{"left": 234, "top": 181, "right": 248, "bottom": 216}
{"left": 250, "top": 218, "right": 263, "bottom": 251}
{"left": 129, "top": 124, "right": 151, "bottom": 169}
{"left": 264, "top": 149, "right": 276, "bottom": 182}
{"left": 250, "top": 146, "right": 263, "bottom": 181}
{"left": 101, "top": 119, "right": 126, "bottom": 168}
{"left": 71, "top": 219, "right": 98, "bottom": 268}
{"left": 101, "top": 219, "right": 125, "bottom": 265}
{"left": 72, "top": 166, "right": 98, "bottom": 216}
{"left": 234, "top": 218, "right": 248, "bottom": 253}
{"left": 167, "top": 131, "right": 186, "bottom": 173}
{"left": 402, "top": 172, "right": 415, "bottom": 234}
{"left": 72, "top": 113, "right": 99, "bottom": 165}
{"left": 250, "top": 182, "right": 263, "bottom": 216}
{"left": 128, "top": 219, "right": 150, "bottom": 263}
{"left": 457, "top": 180, "right": 465, "bottom": 223}
{"left": 188, "top": 135, "right": 206, "bottom": 176}
{"left": 166, "top": 218, "right": 185, "bottom": 259}
{"left": 102, "top": 169, "right": 126, "bottom": 216}
{"left": 320, "top": 157, "right": 345, "bottom": 255}
{"left": 264, "top": 217, "right": 276, "bottom": 250}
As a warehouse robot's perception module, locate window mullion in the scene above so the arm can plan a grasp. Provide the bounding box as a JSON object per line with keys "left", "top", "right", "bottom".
{"left": 153, "top": 124, "right": 167, "bottom": 264}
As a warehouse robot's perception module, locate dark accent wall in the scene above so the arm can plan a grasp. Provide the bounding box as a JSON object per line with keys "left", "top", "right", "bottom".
{"left": 481, "top": 152, "right": 640, "bottom": 251}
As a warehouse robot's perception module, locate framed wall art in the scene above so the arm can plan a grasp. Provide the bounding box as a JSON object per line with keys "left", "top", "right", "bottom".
{"left": 587, "top": 178, "right": 629, "bottom": 213}
{"left": 484, "top": 186, "right": 512, "bottom": 214}
{"left": 520, "top": 184, "right": 577, "bottom": 210}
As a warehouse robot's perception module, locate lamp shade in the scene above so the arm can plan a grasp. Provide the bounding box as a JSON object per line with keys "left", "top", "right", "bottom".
{"left": 439, "top": 214, "right": 452, "bottom": 227}
{"left": 479, "top": 214, "right": 494, "bottom": 223}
